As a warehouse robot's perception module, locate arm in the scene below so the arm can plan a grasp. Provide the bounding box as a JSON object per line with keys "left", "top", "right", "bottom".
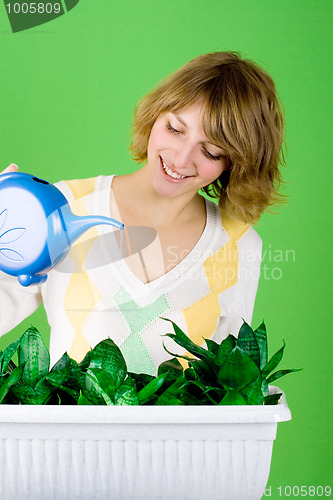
{"left": 0, "top": 271, "right": 42, "bottom": 337}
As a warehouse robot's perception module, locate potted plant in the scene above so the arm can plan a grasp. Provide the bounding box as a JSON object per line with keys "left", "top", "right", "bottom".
{"left": 0, "top": 320, "right": 300, "bottom": 500}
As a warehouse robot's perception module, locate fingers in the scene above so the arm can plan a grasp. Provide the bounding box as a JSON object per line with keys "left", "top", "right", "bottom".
{"left": 1, "top": 164, "right": 19, "bottom": 175}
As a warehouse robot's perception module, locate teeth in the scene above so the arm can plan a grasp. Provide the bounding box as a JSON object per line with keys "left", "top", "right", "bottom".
{"left": 162, "top": 159, "right": 187, "bottom": 179}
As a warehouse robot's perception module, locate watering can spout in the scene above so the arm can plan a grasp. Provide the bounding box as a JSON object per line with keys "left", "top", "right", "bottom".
{"left": 60, "top": 205, "right": 124, "bottom": 246}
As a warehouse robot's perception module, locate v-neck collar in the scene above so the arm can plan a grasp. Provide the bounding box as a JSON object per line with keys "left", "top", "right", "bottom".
{"left": 95, "top": 175, "right": 221, "bottom": 295}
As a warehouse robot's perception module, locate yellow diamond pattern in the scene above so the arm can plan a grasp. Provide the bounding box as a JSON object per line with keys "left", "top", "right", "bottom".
{"left": 182, "top": 209, "right": 249, "bottom": 354}
{"left": 62, "top": 178, "right": 102, "bottom": 362}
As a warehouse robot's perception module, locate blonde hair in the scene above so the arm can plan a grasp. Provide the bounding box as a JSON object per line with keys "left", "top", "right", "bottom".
{"left": 130, "top": 52, "right": 285, "bottom": 223}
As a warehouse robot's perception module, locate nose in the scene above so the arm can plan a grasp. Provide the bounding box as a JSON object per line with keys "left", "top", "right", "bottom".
{"left": 174, "top": 141, "right": 196, "bottom": 171}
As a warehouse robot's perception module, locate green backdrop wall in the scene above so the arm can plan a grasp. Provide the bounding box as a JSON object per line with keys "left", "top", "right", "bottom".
{"left": 1, "top": 0, "right": 332, "bottom": 497}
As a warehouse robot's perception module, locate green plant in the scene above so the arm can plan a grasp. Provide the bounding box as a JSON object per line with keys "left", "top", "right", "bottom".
{"left": 0, "top": 320, "right": 301, "bottom": 406}
{"left": 158, "top": 319, "right": 301, "bottom": 405}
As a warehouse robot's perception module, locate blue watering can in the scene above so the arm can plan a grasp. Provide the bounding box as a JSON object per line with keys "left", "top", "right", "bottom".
{"left": 0, "top": 172, "right": 124, "bottom": 286}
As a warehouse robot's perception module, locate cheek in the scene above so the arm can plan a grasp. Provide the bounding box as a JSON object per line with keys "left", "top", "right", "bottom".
{"left": 148, "top": 121, "right": 175, "bottom": 152}
{"left": 200, "top": 161, "right": 225, "bottom": 182}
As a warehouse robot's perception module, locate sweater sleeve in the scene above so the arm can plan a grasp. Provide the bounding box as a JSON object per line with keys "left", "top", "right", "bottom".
{"left": 212, "top": 226, "right": 262, "bottom": 342}
{"left": 0, "top": 270, "right": 43, "bottom": 338}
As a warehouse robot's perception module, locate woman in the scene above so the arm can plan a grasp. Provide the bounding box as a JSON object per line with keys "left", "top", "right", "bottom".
{"left": 0, "top": 52, "right": 284, "bottom": 374}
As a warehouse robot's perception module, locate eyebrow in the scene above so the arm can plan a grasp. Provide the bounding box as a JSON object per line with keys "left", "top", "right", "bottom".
{"left": 173, "top": 112, "right": 225, "bottom": 151}
{"left": 174, "top": 113, "right": 188, "bottom": 129}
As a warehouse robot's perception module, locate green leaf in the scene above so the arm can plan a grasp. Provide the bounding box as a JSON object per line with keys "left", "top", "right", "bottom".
{"left": 18, "top": 326, "right": 50, "bottom": 387}
{"left": 203, "top": 393, "right": 220, "bottom": 406}
{"left": 253, "top": 322, "right": 268, "bottom": 369}
{"left": 182, "top": 378, "right": 221, "bottom": 405}
{"left": 261, "top": 379, "right": 269, "bottom": 398}
{"left": 220, "top": 389, "right": 247, "bottom": 405}
{"left": 178, "top": 392, "right": 207, "bottom": 405}
{"left": 138, "top": 372, "right": 168, "bottom": 404}
{"left": 161, "top": 318, "right": 217, "bottom": 369}
{"left": 115, "top": 376, "right": 139, "bottom": 405}
{"left": 261, "top": 340, "right": 286, "bottom": 379}
{"left": 155, "top": 373, "right": 188, "bottom": 405}
{"left": 241, "top": 376, "right": 264, "bottom": 405}
{"left": 0, "top": 338, "right": 21, "bottom": 376}
{"left": 157, "top": 357, "right": 183, "bottom": 379}
{"left": 266, "top": 368, "right": 303, "bottom": 384}
{"left": 264, "top": 393, "right": 283, "bottom": 405}
{"left": 161, "top": 342, "right": 196, "bottom": 362}
{"left": 46, "top": 372, "right": 79, "bottom": 400}
{"left": 85, "top": 368, "right": 115, "bottom": 405}
{"left": 50, "top": 352, "right": 72, "bottom": 371}
{"left": 137, "top": 373, "right": 168, "bottom": 405}
{"left": 88, "top": 339, "right": 127, "bottom": 389}
{"left": 130, "top": 372, "right": 155, "bottom": 389}
{"left": 217, "top": 346, "right": 261, "bottom": 390}
{"left": 183, "top": 368, "right": 197, "bottom": 382}
{"left": 0, "top": 364, "right": 24, "bottom": 403}
{"left": 47, "top": 357, "right": 84, "bottom": 399}
{"left": 78, "top": 391, "right": 95, "bottom": 405}
{"left": 204, "top": 338, "right": 219, "bottom": 355}
{"left": 6, "top": 359, "right": 18, "bottom": 374}
{"left": 11, "top": 383, "right": 43, "bottom": 404}
{"left": 46, "top": 369, "right": 68, "bottom": 387}
{"left": 78, "top": 349, "right": 92, "bottom": 371}
{"left": 90, "top": 367, "right": 117, "bottom": 400}
{"left": 215, "top": 335, "right": 236, "bottom": 366}
{"left": 34, "top": 377, "right": 57, "bottom": 404}
{"left": 188, "top": 359, "right": 214, "bottom": 382}
{"left": 202, "top": 386, "right": 227, "bottom": 405}
{"left": 237, "top": 321, "right": 260, "bottom": 368}
{"left": 33, "top": 355, "right": 84, "bottom": 404}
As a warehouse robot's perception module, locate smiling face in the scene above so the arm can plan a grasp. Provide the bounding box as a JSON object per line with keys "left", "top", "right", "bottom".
{"left": 146, "top": 101, "right": 228, "bottom": 200}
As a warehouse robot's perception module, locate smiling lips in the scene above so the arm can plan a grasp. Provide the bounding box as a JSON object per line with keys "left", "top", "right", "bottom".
{"left": 160, "top": 157, "right": 190, "bottom": 181}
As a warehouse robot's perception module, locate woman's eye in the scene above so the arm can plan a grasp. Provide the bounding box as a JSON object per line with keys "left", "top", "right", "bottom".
{"left": 166, "top": 122, "right": 182, "bottom": 135}
{"left": 202, "top": 148, "right": 221, "bottom": 161}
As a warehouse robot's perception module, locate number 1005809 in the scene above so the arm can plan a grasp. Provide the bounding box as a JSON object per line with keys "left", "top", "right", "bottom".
{"left": 5, "top": 3, "right": 61, "bottom": 14}
{"left": 274, "top": 486, "right": 331, "bottom": 497}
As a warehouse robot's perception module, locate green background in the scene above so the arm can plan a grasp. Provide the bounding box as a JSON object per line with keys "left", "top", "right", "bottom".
{"left": 1, "top": 0, "right": 332, "bottom": 497}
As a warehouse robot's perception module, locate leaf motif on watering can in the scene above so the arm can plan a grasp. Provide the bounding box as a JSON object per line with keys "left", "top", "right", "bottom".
{"left": 0, "top": 223, "right": 26, "bottom": 261}
{"left": 0, "top": 248, "right": 24, "bottom": 262}
{"left": 0, "top": 228, "right": 26, "bottom": 244}
{"left": 0, "top": 210, "right": 26, "bottom": 261}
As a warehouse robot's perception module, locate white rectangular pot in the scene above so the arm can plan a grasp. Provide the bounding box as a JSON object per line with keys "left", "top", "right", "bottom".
{"left": 0, "top": 386, "right": 291, "bottom": 500}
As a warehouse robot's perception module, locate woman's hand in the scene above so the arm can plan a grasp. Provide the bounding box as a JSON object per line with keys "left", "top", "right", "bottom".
{"left": 1, "top": 164, "right": 18, "bottom": 175}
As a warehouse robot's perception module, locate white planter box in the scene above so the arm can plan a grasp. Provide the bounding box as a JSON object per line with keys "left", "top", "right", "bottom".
{"left": 0, "top": 386, "right": 291, "bottom": 500}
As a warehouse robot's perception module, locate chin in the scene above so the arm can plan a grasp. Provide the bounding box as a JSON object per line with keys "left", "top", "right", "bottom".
{"left": 151, "top": 179, "right": 179, "bottom": 199}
